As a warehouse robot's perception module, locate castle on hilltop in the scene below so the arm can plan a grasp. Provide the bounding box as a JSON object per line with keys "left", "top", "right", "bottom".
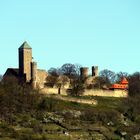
{"left": 3, "top": 41, "right": 99, "bottom": 89}
{"left": 3, "top": 41, "right": 128, "bottom": 98}
{"left": 3, "top": 41, "right": 47, "bottom": 89}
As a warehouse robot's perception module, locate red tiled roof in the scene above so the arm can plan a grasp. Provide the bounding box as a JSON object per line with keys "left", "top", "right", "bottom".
{"left": 121, "top": 77, "right": 128, "bottom": 84}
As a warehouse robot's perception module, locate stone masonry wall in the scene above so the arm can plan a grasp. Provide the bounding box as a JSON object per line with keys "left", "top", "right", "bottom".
{"left": 37, "top": 69, "right": 47, "bottom": 88}
{"left": 40, "top": 87, "right": 128, "bottom": 98}
{"left": 83, "top": 89, "right": 128, "bottom": 98}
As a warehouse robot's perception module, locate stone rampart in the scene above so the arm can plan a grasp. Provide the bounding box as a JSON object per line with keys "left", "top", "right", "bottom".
{"left": 41, "top": 88, "right": 128, "bottom": 98}
{"left": 84, "top": 89, "right": 128, "bottom": 98}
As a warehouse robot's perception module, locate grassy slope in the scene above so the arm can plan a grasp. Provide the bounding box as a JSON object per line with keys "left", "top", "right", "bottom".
{"left": 0, "top": 95, "right": 126, "bottom": 140}
{"left": 0, "top": 85, "right": 139, "bottom": 140}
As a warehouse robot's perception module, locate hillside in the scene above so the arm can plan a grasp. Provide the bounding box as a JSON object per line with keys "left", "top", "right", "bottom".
{"left": 0, "top": 82, "right": 140, "bottom": 140}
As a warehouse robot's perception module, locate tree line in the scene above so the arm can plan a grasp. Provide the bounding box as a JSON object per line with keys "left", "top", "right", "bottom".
{"left": 1, "top": 63, "right": 140, "bottom": 96}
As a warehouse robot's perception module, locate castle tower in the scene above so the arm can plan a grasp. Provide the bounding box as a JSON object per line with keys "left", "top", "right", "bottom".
{"left": 92, "top": 66, "right": 98, "bottom": 77}
{"left": 80, "top": 67, "right": 89, "bottom": 79}
{"left": 19, "top": 41, "right": 32, "bottom": 82}
{"left": 31, "top": 62, "right": 37, "bottom": 88}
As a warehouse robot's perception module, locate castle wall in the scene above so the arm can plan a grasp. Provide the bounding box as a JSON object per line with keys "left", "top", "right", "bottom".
{"left": 40, "top": 87, "right": 128, "bottom": 98}
{"left": 83, "top": 89, "right": 128, "bottom": 98}
{"left": 37, "top": 69, "right": 47, "bottom": 88}
{"left": 40, "top": 87, "right": 68, "bottom": 95}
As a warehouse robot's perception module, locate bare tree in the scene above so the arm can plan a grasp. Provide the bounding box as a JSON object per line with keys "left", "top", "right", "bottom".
{"left": 99, "top": 69, "right": 116, "bottom": 84}
{"left": 116, "top": 72, "right": 129, "bottom": 83}
{"left": 46, "top": 75, "right": 58, "bottom": 87}
{"left": 59, "top": 63, "right": 82, "bottom": 79}
{"left": 47, "top": 63, "right": 82, "bottom": 94}
{"left": 94, "top": 76, "right": 110, "bottom": 89}
{"left": 74, "top": 63, "right": 82, "bottom": 77}
{"left": 56, "top": 75, "right": 69, "bottom": 94}
{"left": 71, "top": 78, "right": 85, "bottom": 96}
{"left": 48, "top": 67, "right": 60, "bottom": 77}
{"left": 129, "top": 72, "right": 140, "bottom": 96}
{"left": 0, "top": 75, "right": 3, "bottom": 81}
{"left": 46, "top": 74, "right": 69, "bottom": 94}
{"left": 60, "top": 63, "right": 76, "bottom": 77}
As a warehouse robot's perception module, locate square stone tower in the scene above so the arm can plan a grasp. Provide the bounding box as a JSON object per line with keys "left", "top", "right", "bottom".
{"left": 19, "top": 41, "right": 32, "bottom": 82}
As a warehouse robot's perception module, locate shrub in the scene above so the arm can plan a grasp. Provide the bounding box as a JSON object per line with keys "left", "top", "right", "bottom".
{"left": 38, "top": 97, "right": 58, "bottom": 112}
{"left": 32, "top": 121, "right": 44, "bottom": 134}
{"left": 123, "top": 95, "right": 140, "bottom": 121}
{"left": 135, "top": 115, "right": 140, "bottom": 124}
{"left": 80, "top": 109, "right": 119, "bottom": 125}
{"left": 71, "top": 79, "right": 85, "bottom": 96}
{"left": 0, "top": 81, "right": 41, "bottom": 123}
{"left": 129, "top": 72, "right": 140, "bottom": 96}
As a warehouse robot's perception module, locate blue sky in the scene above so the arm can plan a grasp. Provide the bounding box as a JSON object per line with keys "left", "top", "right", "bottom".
{"left": 0, "top": 0, "right": 140, "bottom": 75}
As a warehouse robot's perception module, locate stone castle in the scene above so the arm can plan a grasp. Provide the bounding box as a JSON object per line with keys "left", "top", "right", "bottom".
{"left": 3, "top": 41, "right": 128, "bottom": 97}
{"left": 3, "top": 41, "right": 99, "bottom": 89}
{"left": 4, "top": 42, "right": 47, "bottom": 89}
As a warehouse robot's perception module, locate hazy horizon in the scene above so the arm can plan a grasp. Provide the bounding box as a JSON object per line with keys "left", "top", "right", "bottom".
{"left": 0, "top": 0, "right": 140, "bottom": 75}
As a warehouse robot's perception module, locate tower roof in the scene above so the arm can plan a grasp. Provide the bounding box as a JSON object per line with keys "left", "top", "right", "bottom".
{"left": 121, "top": 77, "right": 128, "bottom": 84}
{"left": 19, "top": 41, "right": 31, "bottom": 49}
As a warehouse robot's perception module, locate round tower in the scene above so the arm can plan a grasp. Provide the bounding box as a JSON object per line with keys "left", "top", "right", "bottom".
{"left": 31, "top": 62, "right": 37, "bottom": 89}
{"left": 80, "top": 67, "right": 89, "bottom": 79}
{"left": 92, "top": 66, "right": 98, "bottom": 77}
